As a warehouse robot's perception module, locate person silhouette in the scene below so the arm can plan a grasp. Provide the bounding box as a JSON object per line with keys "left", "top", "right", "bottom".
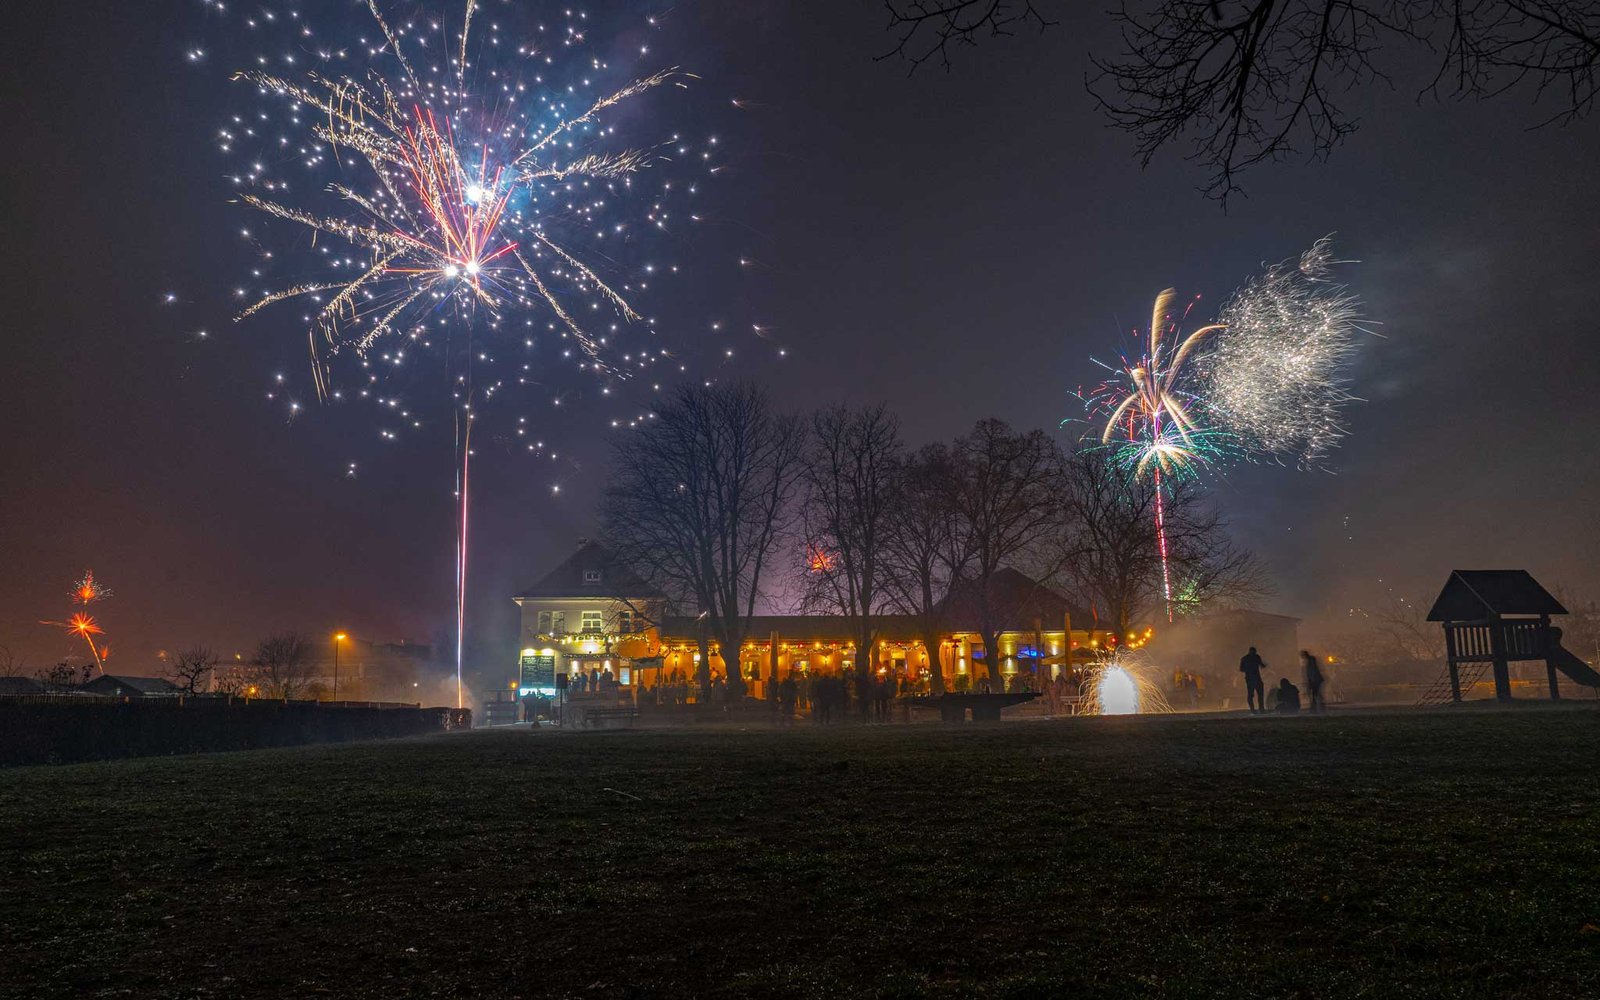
{"left": 1239, "top": 646, "right": 1266, "bottom": 714}
{"left": 1302, "top": 650, "right": 1326, "bottom": 713}
{"left": 1276, "top": 676, "right": 1301, "bottom": 714}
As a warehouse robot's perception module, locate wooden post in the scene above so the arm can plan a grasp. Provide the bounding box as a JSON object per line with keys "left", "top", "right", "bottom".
{"left": 1540, "top": 614, "right": 1561, "bottom": 701}
{"left": 769, "top": 631, "right": 779, "bottom": 700}
{"left": 1488, "top": 616, "right": 1512, "bottom": 702}
{"left": 1444, "top": 624, "right": 1462, "bottom": 703}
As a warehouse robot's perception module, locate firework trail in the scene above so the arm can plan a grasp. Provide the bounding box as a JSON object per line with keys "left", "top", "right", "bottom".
{"left": 208, "top": 2, "right": 713, "bottom": 708}
{"left": 1090, "top": 290, "right": 1226, "bottom": 620}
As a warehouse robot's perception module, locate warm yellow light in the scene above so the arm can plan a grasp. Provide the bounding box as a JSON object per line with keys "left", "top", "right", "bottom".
{"left": 334, "top": 632, "right": 347, "bottom": 641}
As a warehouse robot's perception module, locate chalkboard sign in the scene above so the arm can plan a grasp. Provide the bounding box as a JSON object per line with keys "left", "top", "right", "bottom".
{"left": 520, "top": 653, "right": 556, "bottom": 689}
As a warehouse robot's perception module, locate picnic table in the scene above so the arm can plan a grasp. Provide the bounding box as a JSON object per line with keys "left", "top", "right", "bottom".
{"left": 909, "top": 692, "right": 1041, "bottom": 723}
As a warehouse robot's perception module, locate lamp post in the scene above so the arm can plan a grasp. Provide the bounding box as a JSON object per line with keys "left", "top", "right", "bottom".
{"left": 333, "top": 632, "right": 347, "bottom": 700}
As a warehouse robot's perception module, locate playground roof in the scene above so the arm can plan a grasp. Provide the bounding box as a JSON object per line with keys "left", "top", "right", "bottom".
{"left": 1426, "top": 570, "right": 1568, "bottom": 621}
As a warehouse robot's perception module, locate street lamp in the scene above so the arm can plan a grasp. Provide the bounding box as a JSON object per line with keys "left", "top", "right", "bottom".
{"left": 333, "top": 632, "right": 347, "bottom": 700}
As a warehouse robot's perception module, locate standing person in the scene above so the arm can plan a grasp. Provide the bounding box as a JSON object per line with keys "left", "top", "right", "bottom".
{"left": 1239, "top": 646, "right": 1267, "bottom": 714}
{"left": 778, "top": 672, "right": 798, "bottom": 726}
{"left": 1302, "top": 650, "right": 1326, "bottom": 713}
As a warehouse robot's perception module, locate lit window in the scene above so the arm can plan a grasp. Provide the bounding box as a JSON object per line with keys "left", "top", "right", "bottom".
{"left": 580, "top": 611, "right": 604, "bottom": 633}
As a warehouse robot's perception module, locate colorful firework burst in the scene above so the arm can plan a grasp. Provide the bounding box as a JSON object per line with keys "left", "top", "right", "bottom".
{"left": 1085, "top": 289, "right": 1228, "bottom": 619}
{"left": 45, "top": 571, "right": 113, "bottom": 673}
{"left": 1078, "top": 238, "right": 1368, "bottom": 622}
{"left": 203, "top": 2, "right": 719, "bottom": 708}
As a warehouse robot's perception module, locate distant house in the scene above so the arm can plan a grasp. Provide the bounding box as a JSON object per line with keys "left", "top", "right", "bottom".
{"left": 80, "top": 675, "right": 180, "bottom": 698}
{"left": 0, "top": 677, "right": 44, "bottom": 696}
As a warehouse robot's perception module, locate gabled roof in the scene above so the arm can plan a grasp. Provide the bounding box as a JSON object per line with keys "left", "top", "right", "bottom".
{"left": 0, "top": 677, "right": 43, "bottom": 696}
{"left": 1426, "top": 570, "right": 1568, "bottom": 621}
{"left": 514, "top": 540, "right": 661, "bottom": 601}
{"left": 82, "top": 674, "right": 179, "bottom": 695}
{"left": 936, "top": 568, "right": 1095, "bottom": 632}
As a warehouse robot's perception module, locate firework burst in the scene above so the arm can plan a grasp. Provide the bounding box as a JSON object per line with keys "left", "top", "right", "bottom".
{"left": 1078, "top": 238, "right": 1369, "bottom": 622}
{"left": 1198, "top": 237, "right": 1368, "bottom": 467}
{"left": 1086, "top": 290, "right": 1228, "bottom": 618}
{"left": 1079, "top": 655, "right": 1173, "bottom": 716}
{"left": 45, "top": 571, "right": 112, "bottom": 673}
{"left": 206, "top": 2, "right": 718, "bottom": 708}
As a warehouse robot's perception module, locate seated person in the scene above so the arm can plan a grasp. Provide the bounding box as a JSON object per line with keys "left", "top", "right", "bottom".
{"left": 1276, "top": 677, "right": 1302, "bottom": 715}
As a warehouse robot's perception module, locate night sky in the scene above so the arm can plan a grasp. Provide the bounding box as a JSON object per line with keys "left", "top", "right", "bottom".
{"left": 4, "top": 2, "right": 1598, "bottom": 686}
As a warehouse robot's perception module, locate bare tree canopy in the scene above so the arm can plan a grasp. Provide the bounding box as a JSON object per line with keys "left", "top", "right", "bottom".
{"left": 948, "top": 419, "right": 1067, "bottom": 686}
{"left": 881, "top": 443, "right": 975, "bottom": 694}
{"left": 0, "top": 645, "right": 25, "bottom": 678}
{"left": 600, "top": 383, "right": 805, "bottom": 699}
{"left": 1053, "top": 449, "right": 1268, "bottom": 631}
{"left": 799, "top": 404, "right": 904, "bottom": 690}
{"left": 166, "top": 646, "right": 220, "bottom": 694}
{"left": 885, "top": 0, "right": 1600, "bottom": 198}
{"left": 253, "top": 632, "right": 315, "bottom": 700}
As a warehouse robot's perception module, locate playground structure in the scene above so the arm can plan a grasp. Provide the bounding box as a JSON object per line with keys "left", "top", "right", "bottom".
{"left": 1423, "top": 570, "right": 1600, "bottom": 704}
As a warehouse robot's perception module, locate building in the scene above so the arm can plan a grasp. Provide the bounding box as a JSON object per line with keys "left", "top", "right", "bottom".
{"left": 511, "top": 541, "right": 1124, "bottom": 698}
{"left": 511, "top": 539, "right": 666, "bottom": 695}
{"left": 80, "top": 674, "right": 181, "bottom": 698}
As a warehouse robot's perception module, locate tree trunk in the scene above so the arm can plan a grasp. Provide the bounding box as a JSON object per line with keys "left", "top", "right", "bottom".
{"left": 922, "top": 632, "right": 946, "bottom": 695}
{"left": 695, "top": 631, "right": 712, "bottom": 701}
{"left": 724, "top": 631, "right": 748, "bottom": 700}
{"left": 855, "top": 633, "right": 873, "bottom": 719}
{"left": 981, "top": 627, "right": 1005, "bottom": 692}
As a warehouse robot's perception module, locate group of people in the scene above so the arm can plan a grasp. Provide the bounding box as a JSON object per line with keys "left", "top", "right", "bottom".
{"left": 636, "top": 669, "right": 722, "bottom": 706}
{"left": 569, "top": 666, "right": 620, "bottom": 696}
{"left": 1237, "top": 647, "right": 1327, "bottom": 714}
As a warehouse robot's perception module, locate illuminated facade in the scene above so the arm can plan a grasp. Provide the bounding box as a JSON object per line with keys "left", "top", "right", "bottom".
{"left": 514, "top": 543, "right": 1128, "bottom": 696}
{"left": 511, "top": 540, "right": 665, "bottom": 695}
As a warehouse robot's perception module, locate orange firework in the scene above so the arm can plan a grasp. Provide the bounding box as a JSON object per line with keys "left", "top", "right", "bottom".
{"left": 73, "top": 570, "right": 112, "bottom": 606}
{"left": 45, "top": 571, "right": 113, "bottom": 673}
{"left": 42, "top": 613, "right": 107, "bottom": 674}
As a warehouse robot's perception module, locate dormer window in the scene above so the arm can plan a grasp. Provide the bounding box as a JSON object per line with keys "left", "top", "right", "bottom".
{"left": 583, "top": 569, "right": 602, "bottom": 585}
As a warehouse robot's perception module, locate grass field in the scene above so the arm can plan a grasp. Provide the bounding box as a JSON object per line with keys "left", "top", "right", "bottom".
{"left": 3, "top": 706, "right": 1599, "bottom": 999}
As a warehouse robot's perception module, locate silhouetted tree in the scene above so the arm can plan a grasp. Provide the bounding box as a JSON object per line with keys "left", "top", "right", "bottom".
{"left": 881, "top": 443, "right": 975, "bottom": 695}
{"left": 0, "top": 645, "right": 25, "bottom": 678}
{"left": 601, "top": 383, "right": 805, "bottom": 700}
{"left": 1053, "top": 448, "right": 1266, "bottom": 633}
{"left": 948, "top": 419, "right": 1067, "bottom": 688}
{"left": 799, "top": 404, "right": 904, "bottom": 694}
{"left": 165, "top": 646, "right": 220, "bottom": 695}
{"left": 253, "top": 632, "right": 315, "bottom": 700}
{"left": 885, "top": 0, "right": 1600, "bottom": 199}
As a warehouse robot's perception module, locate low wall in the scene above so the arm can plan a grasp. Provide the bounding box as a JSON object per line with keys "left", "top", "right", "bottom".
{"left": 0, "top": 697, "right": 472, "bottom": 767}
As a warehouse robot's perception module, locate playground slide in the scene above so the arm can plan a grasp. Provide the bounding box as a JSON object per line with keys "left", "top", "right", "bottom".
{"left": 1549, "top": 631, "right": 1600, "bottom": 687}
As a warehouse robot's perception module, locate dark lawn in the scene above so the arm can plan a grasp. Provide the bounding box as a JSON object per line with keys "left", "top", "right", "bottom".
{"left": 3, "top": 706, "right": 1599, "bottom": 999}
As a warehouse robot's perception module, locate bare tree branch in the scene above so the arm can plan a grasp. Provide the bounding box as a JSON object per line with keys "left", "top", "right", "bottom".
{"left": 1090, "top": 0, "right": 1599, "bottom": 199}
{"left": 165, "top": 646, "right": 221, "bottom": 695}
{"left": 880, "top": 0, "right": 1057, "bottom": 70}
